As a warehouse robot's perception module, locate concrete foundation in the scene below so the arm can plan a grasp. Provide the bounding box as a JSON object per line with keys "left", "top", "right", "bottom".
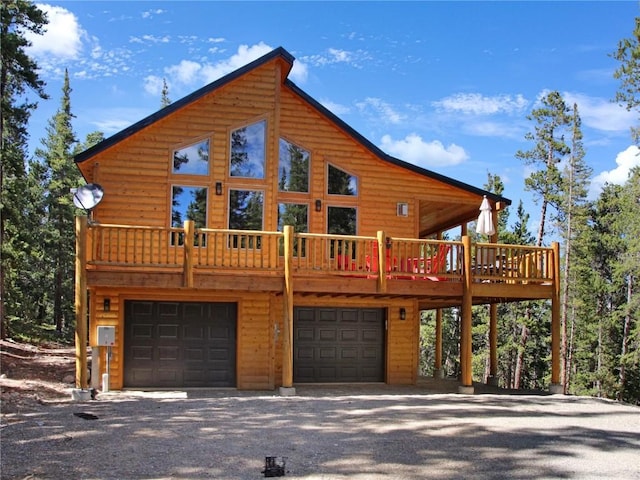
{"left": 457, "top": 385, "right": 475, "bottom": 395}
{"left": 70, "top": 389, "right": 92, "bottom": 402}
{"left": 433, "top": 368, "right": 445, "bottom": 379}
{"left": 279, "top": 386, "right": 296, "bottom": 396}
{"left": 549, "top": 383, "right": 564, "bottom": 395}
{"left": 486, "top": 375, "right": 499, "bottom": 387}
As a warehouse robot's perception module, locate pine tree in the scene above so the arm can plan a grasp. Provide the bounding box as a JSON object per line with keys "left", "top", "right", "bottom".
{"left": 516, "top": 91, "right": 571, "bottom": 246}
{"left": 34, "top": 69, "right": 82, "bottom": 335}
{"left": 0, "top": 0, "right": 48, "bottom": 339}
{"left": 612, "top": 16, "right": 640, "bottom": 144}
{"left": 160, "top": 78, "right": 171, "bottom": 108}
{"left": 557, "top": 103, "right": 592, "bottom": 392}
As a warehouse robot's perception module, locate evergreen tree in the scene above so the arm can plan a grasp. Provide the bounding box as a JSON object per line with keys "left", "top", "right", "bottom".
{"left": 557, "top": 103, "right": 592, "bottom": 392}
{"left": 0, "top": 0, "right": 48, "bottom": 339}
{"left": 160, "top": 78, "right": 171, "bottom": 108}
{"left": 516, "top": 91, "right": 571, "bottom": 246}
{"left": 612, "top": 16, "right": 640, "bottom": 144}
{"left": 34, "top": 69, "right": 82, "bottom": 335}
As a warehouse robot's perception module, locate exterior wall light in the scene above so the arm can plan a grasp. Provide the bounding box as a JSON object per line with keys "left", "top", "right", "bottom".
{"left": 215, "top": 182, "right": 223, "bottom": 195}
{"left": 399, "top": 307, "right": 406, "bottom": 320}
{"left": 315, "top": 199, "right": 322, "bottom": 212}
{"left": 103, "top": 298, "right": 111, "bottom": 312}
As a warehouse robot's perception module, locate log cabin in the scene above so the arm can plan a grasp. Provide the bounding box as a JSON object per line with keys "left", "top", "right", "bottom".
{"left": 73, "top": 46, "right": 562, "bottom": 395}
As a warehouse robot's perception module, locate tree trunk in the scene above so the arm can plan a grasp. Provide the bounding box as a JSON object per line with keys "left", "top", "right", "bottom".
{"left": 618, "top": 275, "right": 632, "bottom": 400}
{"left": 514, "top": 309, "right": 530, "bottom": 390}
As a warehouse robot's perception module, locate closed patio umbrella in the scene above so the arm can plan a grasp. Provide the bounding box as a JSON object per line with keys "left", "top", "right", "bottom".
{"left": 476, "top": 195, "right": 496, "bottom": 236}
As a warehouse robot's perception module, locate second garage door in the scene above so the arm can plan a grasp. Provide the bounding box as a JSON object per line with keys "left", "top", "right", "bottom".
{"left": 294, "top": 307, "right": 385, "bottom": 383}
{"left": 124, "top": 301, "right": 236, "bottom": 388}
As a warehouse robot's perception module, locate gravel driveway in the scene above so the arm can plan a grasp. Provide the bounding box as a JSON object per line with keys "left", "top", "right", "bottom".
{"left": 1, "top": 384, "right": 639, "bottom": 480}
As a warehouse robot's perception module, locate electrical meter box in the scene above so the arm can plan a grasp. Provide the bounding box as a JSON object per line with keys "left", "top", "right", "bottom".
{"left": 96, "top": 326, "right": 116, "bottom": 346}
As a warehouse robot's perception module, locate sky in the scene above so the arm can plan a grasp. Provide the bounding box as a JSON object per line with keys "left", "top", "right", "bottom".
{"left": 23, "top": 1, "right": 640, "bottom": 233}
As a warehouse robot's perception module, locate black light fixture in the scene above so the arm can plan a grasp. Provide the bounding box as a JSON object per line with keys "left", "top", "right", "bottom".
{"left": 399, "top": 307, "right": 406, "bottom": 320}
{"left": 215, "top": 182, "right": 223, "bottom": 195}
{"left": 103, "top": 298, "right": 111, "bottom": 312}
{"left": 315, "top": 199, "right": 322, "bottom": 212}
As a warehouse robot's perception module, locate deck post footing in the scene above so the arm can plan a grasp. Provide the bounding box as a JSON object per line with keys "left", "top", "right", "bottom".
{"left": 549, "top": 383, "right": 564, "bottom": 395}
{"left": 457, "top": 385, "right": 475, "bottom": 395}
{"left": 279, "top": 386, "right": 296, "bottom": 396}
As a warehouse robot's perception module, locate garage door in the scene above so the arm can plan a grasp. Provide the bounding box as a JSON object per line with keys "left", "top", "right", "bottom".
{"left": 294, "top": 307, "right": 385, "bottom": 383}
{"left": 124, "top": 301, "right": 236, "bottom": 388}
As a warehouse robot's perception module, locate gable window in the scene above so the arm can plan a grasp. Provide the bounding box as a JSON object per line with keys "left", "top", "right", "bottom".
{"left": 230, "top": 121, "right": 265, "bottom": 179}
{"left": 229, "top": 189, "right": 263, "bottom": 248}
{"left": 172, "top": 139, "right": 209, "bottom": 175}
{"left": 171, "top": 186, "right": 207, "bottom": 245}
{"left": 328, "top": 164, "right": 357, "bottom": 196}
{"left": 278, "top": 203, "right": 308, "bottom": 257}
{"left": 278, "top": 139, "right": 309, "bottom": 192}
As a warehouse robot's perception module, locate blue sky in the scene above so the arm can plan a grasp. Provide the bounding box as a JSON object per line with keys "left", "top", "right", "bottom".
{"left": 24, "top": 1, "right": 640, "bottom": 233}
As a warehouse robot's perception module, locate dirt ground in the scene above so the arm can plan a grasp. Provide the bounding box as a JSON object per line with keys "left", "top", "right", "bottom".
{"left": 1, "top": 340, "right": 640, "bottom": 480}
{"left": 0, "top": 339, "right": 77, "bottom": 414}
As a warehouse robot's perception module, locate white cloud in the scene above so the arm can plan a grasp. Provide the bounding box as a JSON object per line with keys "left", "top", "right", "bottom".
{"left": 130, "top": 34, "right": 170, "bottom": 45}
{"left": 464, "top": 120, "right": 523, "bottom": 138}
{"left": 301, "top": 48, "right": 370, "bottom": 68}
{"left": 162, "top": 43, "right": 309, "bottom": 91}
{"left": 590, "top": 145, "right": 640, "bottom": 197}
{"left": 200, "top": 42, "right": 275, "bottom": 83}
{"left": 320, "top": 100, "right": 350, "bottom": 116}
{"left": 379, "top": 133, "right": 469, "bottom": 167}
{"left": 563, "top": 92, "right": 636, "bottom": 133}
{"left": 356, "top": 98, "right": 405, "bottom": 124}
{"left": 88, "top": 107, "right": 153, "bottom": 135}
{"left": 141, "top": 9, "right": 166, "bottom": 19}
{"left": 433, "top": 93, "right": 529, "bottom": 116}
{"left": 27, "top": 4, "right": 85, "bottom": 59}
{"left": 166, "top": 59, "right": 202, "bottom": 85}
{"left": 143, "top": 75, "right": 165, "bottom": 96}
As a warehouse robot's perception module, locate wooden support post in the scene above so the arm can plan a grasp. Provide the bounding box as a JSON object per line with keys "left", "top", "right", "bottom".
{"left": 281, "top": 225, "right": 295, "bottom": 393}
{"left": 459, "top": 235, "right": 474, "bottom": 393}
{"left": 377, "top": 231, "right": 387, "bottom": 293}
{"left": 550, "top": 241, "right": 563, "bottom": 393}
{"left": 183, "top": 220, "right": 194, "bottom": 288}
{"left": 434, "top": 308, "right": 444, "bottom": 378}
{"left": 75, "top": 216, "right": 88, "bottom": 390}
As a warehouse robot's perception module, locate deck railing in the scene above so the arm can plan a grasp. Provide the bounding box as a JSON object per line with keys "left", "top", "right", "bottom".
{"left": 84, "top": 221, "right": 553, "bottom": 285}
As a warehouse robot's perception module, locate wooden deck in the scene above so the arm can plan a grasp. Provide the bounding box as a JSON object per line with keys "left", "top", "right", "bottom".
{"left": 81, "top": 219, "right": 557, "bottom": 309}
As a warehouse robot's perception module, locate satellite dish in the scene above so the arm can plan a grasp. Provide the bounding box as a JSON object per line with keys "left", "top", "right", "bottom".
{"left": 72, "top": 183, "right": 104, "bottom": 211}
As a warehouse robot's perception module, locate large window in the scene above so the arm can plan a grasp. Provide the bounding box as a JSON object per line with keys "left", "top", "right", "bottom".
{"left": 229, "top": 189, "right": 263, "bottom": 249}
{"left": 278, "top": 139, "right": 309, "bottom": 192}
{"left": 172, "top": 139, "right": 209, "bottom": 175}
{"left": 171, "top": 186, "right": 207, "bottom": 245}
{"left": 328, "top": 206, "right": 357, "bottom": 236}
{"left": 230, "top": 121, "right": 265, "bottom": 179}
{"left": 328, "top": 164, "right": 357, "bottom": 196}
{"left": 278, "top": 203, "right": 308, "bottom": 257}
{"left": 277, "top": 203, "right": 308, "bottom": 233}
{"left": 327, "top": 206, "right": 357, "bottom": 263}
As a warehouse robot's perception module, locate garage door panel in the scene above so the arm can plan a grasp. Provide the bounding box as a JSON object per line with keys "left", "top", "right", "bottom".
{"left": 294, "top": 307, "right": 385, "bottom": 383}
{"left": 157, "top": 369, "right": 180, "bottom": 383}
{"left": 340, "top": 329, "right": 358, "bottom": 341}
{"left": 125, "top": 301, "right": 236, "bottom": 388}
{"left": 158, "top": 324, "right": 179, "bottom": 339}
{"left": 340, "top": 347, "right": 357, "bottom": 359}
{"left": 132, "top": 324, "right": 153, "bottom": 339}
{"left": 131, "top": 346, "right": 153, "bottom": 361}
{"left": 158, "top": 346, "right": 180, "bottom": 361}
{"left": 319, "top": 329, "right": 337, "bottom": 341}
{"left": 296, "top": 328, "right": 314, "bottom": 341}
{"left": 158, "top": 302, "right": 179, "bottom": 316}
